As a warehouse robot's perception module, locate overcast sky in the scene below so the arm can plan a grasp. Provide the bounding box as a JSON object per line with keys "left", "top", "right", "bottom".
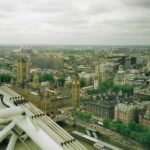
{"left": 0, "top": 0, "right": 150, "bottom": 45}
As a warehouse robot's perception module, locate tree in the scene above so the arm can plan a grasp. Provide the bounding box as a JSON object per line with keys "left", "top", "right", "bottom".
{"left": 57, "top": 76, "right": 65, "bottom": 86}
{"left": 135, "top": 124, "right": 143, "bottom": 132}
{"left": 0, "top": 63, "right": 12, "bottom": 71}
{"left": 112, "top": 119, "right": 123, "bottom": 132}
{"left": 113, "top": 84, "right": 134, "bottom": 94}
{"left": 99, "top": 80, "right": 114, "bottom": 92}
{"left": 80, "top": 78, "right": 86, "bottom": 87}
{"left": 114, "top": 119, "right": 123, "bottom": 124}
{"left": 103, "top": 118, "right": 111, "bottom": 128}
{"left": 128, "top": 121, "right": 136, "bottom": 131}
{"left": 42, "top": 73, "right": 54, "bottom": 82}
{"left": 87, "top": 89, "right": 99, "bottom": 94}
{"left": 105, "top": 118, "right": 150, "bottom": 147}
{"left": 75, "top": 111, "right": 92, "bottom": 122}
{"left": 99, "top": 80, "right": 134, "bottom": 94}
{"left": 0, "top": 74, "right": 12, "bottom": 83}
{"left": 83, "top": 112, "right": 92, "bottom": 122}
{"left": 120, "top": 126, "right": 130, "bottom": 136}
{"left": 68, "top": 55, "right": 76, "bottom": 64}
{"left": 113, "top": 122, "right": 122, "bottom": 132}
{"left": 80, "top": 99, "right": 89, "bottom": 105}
{"left": 135, "top": 132, "right": 150, "bottom": 146}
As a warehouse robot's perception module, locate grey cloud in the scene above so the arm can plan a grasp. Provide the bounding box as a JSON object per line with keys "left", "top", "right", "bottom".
{"left": 84, "top": 2, "right": 112, "bottom": 15}
{"left": 0, "top": 3, "right": 16, "bottom": 12}
{"left": 29, "top": 1, "right": 72, "bottom": 13}
{"left": 0, "top": 0, "right": 149, "bottom": 45}
{"left": 0, "top": 13, "right": 9, "bottom": 18}
{"left": 46, "top": 18, "right": 88, "bottom": 28}
{"left": 123, "top": 0, "right": 150, "bottom": 8}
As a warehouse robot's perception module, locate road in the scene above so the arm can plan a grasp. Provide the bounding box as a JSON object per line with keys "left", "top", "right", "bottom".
{"left": 62, "top": 113, "right": 145, "bottom": 150}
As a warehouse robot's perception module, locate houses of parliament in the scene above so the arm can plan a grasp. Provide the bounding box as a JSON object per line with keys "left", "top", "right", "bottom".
{"left": 11, "top": 56, "right": 80, "bottom": 114}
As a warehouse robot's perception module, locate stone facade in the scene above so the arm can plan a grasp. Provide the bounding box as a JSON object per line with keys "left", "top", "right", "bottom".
{"left": 87, "top": 93, "right": 117, "bottom": 119}
{"left": 71, "top": 73, "right": 80, "bottom": 108}
{"left": 17, "top": 57, "right": 29, "bottom": 83}
{"left": 139, "top": 105, "right": 150, "bottom": 128}
{"left": 115, "top": 103, "right": 138, "bottom": 122}
{"left": 11, "top": 86, "right": 71, "bottom": 114}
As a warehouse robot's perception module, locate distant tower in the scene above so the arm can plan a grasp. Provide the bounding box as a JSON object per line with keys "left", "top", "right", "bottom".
{"left": 114, "top": 65, "right": 125, "bottom": 85}
{"left": 95, "top": 60, "right": 100, "bottom": 78}
{"left": 99, "top": 63, "right": 106, "bottom": 83}
{"left": 147, "top": 55, "right": 150, "bottom": 71}
{"left": 95, "top": 58, "right": 107, "bottom": 85}
{"left": 71, "top": 67, "right": 80, "bottom": 108}
{"left": 94, "top": 75, "right": 99, "bottom": 89}
{"left": 17, "top": 56, "right": 29, "bottom": 83}
{"left": 32, "top": 72, "right": 40, "bottom": 89}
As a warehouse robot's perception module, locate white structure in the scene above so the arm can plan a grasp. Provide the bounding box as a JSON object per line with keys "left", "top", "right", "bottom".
{"left": 94, "top": 76, "right": 99, "bottom": 90}
{"left": 0, "top": 85, "right": 87, "bottom": 150}
{"left": 114, "top": 66, "right": 125, "bottom": 85}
